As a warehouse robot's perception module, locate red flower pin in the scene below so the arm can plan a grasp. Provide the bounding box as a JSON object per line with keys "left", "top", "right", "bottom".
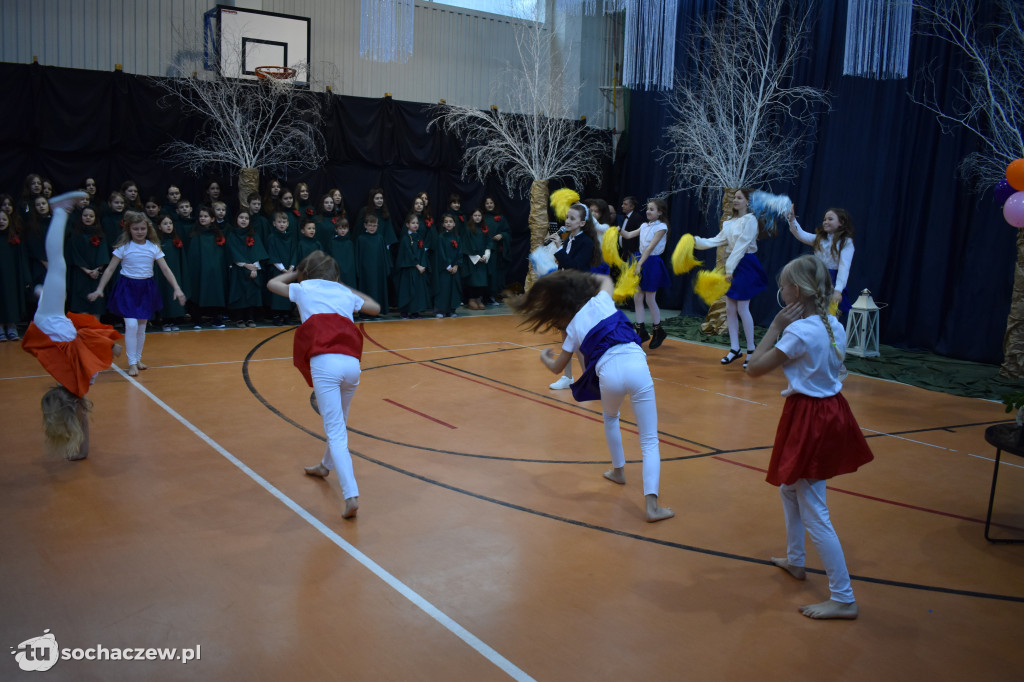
{"left": 173, "top": 238, "right": 183, "bottom": 248}
{"left": 481, "top": 226, "right": 489, "bottom": 234}
{"left": 246, "top": 236, "right": 255, "bottom": 247}
{"left": 292, "top": 209, "right": 300, "bottom": 217}
{"left": 90, "top": 235, "right": 101, "bottom": 247}
{"left": 450, "top": 239, "right": 458, "bottom": 248}
{"left": 306, "top": 208, "right": 314, "bottom": 216}
{"left": 10, "top": 235, "right": 20, "bottom": 245}
{"left": 215, "top": 235, "right": 226, "bottom": 246}
{"left": 426, "top": 218, "right": 434, "bottom": 228}
{"left": 495, "top": 215, "right": 502, "bottom": 222}
{"left": 417, "top": 239, "right": 423, "bottom": 249}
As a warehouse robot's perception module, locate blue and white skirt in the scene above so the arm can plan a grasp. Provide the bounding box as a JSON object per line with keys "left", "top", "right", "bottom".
{"left": 107, "top": 276, "right": 162, "bottom": 320}
{"left": 726, "top": 253, "right": 768, "bottom": 301}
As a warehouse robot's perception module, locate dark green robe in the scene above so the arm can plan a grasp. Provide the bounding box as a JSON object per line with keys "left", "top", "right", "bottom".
{"left": 0, "top": 231, "right": 29, "bottom": 324}
{"left": 187, "top": 226, "right": 228, "bottom": 307}
{"left": 328, "top": 233, "right": 357, "bottom": 288}
{"left": 265, "top": 229, "right": 297, "bottom": 312}
{"left": 434, "top": 229, "right": 463, "bottom": 314}
{"left": 68, "top": 228, "right": 110, "bottom": 315}
{"left": 226, "top": 228, "right": 269, "bottom": 309}
{"left": 355, "top": 231, "right": 390, "bottom": 312}
{"left": 158, "top": 235, "right": 190, "bottom": 317}
{"left": 461, "top": 224, "right": 489, "bottom": 288}
{"left": 395, "top": 230, "right": 430, "bottom": 314}
{"left": 484, "top": 212, "right": 512, "bottom": 296}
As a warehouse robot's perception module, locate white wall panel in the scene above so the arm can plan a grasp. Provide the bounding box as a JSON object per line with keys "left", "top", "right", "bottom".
{"left": 0, "top": 0, "right": 616, "bottom": 127}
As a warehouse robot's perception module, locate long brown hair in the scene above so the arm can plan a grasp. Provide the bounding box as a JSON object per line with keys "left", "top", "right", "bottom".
{"left": 508, "top": 270, "right": 601, "bottom": 333}
{"left": 813, "top": 208, "right": 855, "bottom": 262}
{"left": 297, "top": 250, "right": 340, "bottom": 282}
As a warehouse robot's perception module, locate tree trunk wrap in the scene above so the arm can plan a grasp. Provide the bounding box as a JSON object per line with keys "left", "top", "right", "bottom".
{"left": 238, "top": 168, "right": 259, "bottom": 209}
{"left": 700, "top": 189, "right": 733, "bottom": 335}
{"left": 524, "top": 179, "right": 550, "bottom": 292}
{"left": 1001, "top": 228, "right": 1024, "bottom": 378}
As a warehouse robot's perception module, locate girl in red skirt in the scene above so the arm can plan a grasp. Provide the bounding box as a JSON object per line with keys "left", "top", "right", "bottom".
{"left": 746, "top": 255, "right": 873, "bottom": 620}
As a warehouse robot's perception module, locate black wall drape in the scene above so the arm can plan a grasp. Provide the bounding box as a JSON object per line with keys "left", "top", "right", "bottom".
{"left": 618, "top": 1, "right": 1015, "bottom": 365}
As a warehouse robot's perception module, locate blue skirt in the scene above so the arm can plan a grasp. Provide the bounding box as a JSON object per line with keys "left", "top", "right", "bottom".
{"left": 107, "top": 275, "right": 162, "bottom": 320}
{"left": 635, "top": 253, "right": 671, "bottom": 292}
{"left": 829, "top": 269, "right": 852, "bottom": 315}
{"left": 726, "top": 253, "right": 768, "bottom": 300}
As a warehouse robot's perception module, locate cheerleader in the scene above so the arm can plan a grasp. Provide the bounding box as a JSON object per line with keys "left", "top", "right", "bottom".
{"left": 787, "top": 208, "right": 855, "bottom": 315}
{"left": 619, "top": 199, "right": 672, "bottom": 350}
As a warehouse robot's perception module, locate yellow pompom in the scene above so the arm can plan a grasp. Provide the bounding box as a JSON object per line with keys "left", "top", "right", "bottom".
{"left": 549, "top": 188, "right": 580, "bottom": 222}
{"left": 828, "top": 300, "right": 839, "bottom": 317}
{"left": 694, "top": 269, "right": 730, "bottom": 306}
{"left": 602, "top": 226, "right": 625, "bottom": 269}
{"left": 670, "top": 233, "right": 702, "bottom": 274}
{"left": 613, "top": 261, "right": 640, "bottom": 302}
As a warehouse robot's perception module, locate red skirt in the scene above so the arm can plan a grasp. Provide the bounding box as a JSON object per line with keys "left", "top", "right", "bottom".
{"left": 21, "top": 313, "right": 123, "bottom": 398}
{"left": 766, "top": 393, "right": 874, "bottom": 486}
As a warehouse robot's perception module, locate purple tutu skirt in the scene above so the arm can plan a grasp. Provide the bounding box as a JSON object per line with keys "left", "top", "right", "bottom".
{"left": 635, "top": 253, "right": 671, "bottom": 292}
{"left": 726, "top": 253, "right": 768, "bottom": 300}
{"left": 107, "top": 275, "right": 162, "bottom": 320}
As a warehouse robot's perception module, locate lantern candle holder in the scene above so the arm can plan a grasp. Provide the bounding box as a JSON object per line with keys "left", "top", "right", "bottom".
{"left": 845, "top": 289, "right": 880, "bottom": 358}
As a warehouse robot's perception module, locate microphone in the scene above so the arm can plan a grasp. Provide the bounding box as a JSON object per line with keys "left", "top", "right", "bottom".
{"left": 557, "top": 226, "right": 568, "bottom": 234}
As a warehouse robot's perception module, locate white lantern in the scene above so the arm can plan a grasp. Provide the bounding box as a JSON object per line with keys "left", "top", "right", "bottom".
{"left": 845, "top": 289, "right": 880, "bottom": 357}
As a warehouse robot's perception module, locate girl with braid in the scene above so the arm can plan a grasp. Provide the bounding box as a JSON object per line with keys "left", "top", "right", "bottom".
{"left": 746, "top": 255, "right": 873, "bottom": 620}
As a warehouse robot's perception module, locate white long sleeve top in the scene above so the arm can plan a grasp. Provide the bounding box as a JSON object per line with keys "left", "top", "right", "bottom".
{"left": 790, "top": 219, "right": 855, "bottom": 293}
{"left": 693, "top": 213, "right": 757, "bottom": 276}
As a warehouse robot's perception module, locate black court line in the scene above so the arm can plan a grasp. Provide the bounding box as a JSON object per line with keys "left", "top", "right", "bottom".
{"left": 238, "top": 329, "right": 1024, "bottom": 604}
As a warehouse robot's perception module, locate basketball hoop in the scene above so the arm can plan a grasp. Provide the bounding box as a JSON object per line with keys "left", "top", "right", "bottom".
{"left": 254, "top": 66, "right": 297, "bottom": 82}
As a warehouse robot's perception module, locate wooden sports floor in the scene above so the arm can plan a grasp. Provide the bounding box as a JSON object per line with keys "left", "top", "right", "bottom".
{"left": 2, "top": 314, "right": 1023, "bottom": 681}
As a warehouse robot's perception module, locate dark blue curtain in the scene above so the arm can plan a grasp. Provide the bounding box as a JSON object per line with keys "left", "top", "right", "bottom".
{"left": 617, "top": 0, "right": 1015, "bottom": 364}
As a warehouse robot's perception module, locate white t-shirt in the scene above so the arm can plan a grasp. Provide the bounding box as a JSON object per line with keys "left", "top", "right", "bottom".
{"left": 288, "top": 279, "right": 364, "bottom": 323}
{"left": 562, "top": 290, "right": 642, "bottom": 371}
{"left": 639, "top": 220, "right": 668, "bottom": 256}
{"left": 112, "top": 241, "right": 164, "bottom": 279}
{"left": 774, "top": 316, "right": 846, "bottom": 397}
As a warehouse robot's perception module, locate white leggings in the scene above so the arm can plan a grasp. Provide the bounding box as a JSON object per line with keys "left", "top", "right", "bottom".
{"left": 725, "top": 297, "right": 755, "bottom": 351}
{"left": 598, "top": 348, "right": 661, "bottom": 496}
{"left": 633, "top": 290, "right": 661, "bottom": 326}
{"left": 124, "top": 318, "right": 148, "bottom": 366}
{"left": 780, "top": 479, "right": 855, "bottom": 603}
{"left": 310, "top": 353, "right": 361, "bottom": 500}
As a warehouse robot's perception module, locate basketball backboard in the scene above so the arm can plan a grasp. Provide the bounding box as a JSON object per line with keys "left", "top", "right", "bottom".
{"left": 206, "top": 5, "right": 310, "bottom": 85}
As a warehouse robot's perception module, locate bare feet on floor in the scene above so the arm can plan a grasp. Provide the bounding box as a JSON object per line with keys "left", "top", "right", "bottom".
{"left": 343, "top": 496, "right": 359, "bottom": 519}
{"left": 127, "top": 364, "right": 139, "bottom": 377}
{"left": 603, "top": 467, "right": 626, "bottom": 484}
{"left": 112, "top": 343, "right": 123, "bottom": 358}
{"left": 645, "top": 494, "right": 674, "bottom": 523}
{"left": 304, "top": 463, "right": 329, "bottom": 478}
{"left": 770, "top": 556, "right": 806, "bottom": 580}
{"left": 799, "top": 599, "right": 858, "bottom": 620}
{"left": 136, "top": 361, "right": 148, "bottom": 370}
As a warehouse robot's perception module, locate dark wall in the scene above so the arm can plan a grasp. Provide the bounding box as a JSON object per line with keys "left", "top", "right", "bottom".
{"left": 616, "top": 1, "right": 1016, "bottom": 365}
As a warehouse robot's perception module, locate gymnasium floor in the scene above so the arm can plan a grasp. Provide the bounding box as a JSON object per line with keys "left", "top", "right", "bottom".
{"left": 2, "top": 313, "right": 1022, "bottom": 681}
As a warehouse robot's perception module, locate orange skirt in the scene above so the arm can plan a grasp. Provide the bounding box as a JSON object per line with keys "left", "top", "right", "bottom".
{"left": 766, "top": 393, "right": 874, "bottom": 486}
{"left": 21, "top": 313, "right": 123, "bottom": 398}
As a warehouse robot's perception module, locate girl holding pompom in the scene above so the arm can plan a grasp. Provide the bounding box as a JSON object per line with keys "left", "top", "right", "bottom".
{"left": 619, "top": 198, "right": 671, "bottom": 350}
{"left": 693, "top": 188, "right": 767, "bottom": 368}
{"left": 787, "top": 208, "right": 855, "bottom": 315}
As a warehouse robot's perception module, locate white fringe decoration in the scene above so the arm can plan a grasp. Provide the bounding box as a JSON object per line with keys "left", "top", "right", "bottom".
{"left": 622, "top": 0, "right": 679, "bottom": 90}
{"left": 843, "top": 0, "right": 913, "bottom": 79}
{"left": 360, "top": 0, "right": 415, "bottom": 64}
{"left": 555, "top": 0, "right": 629, "bottom": 15}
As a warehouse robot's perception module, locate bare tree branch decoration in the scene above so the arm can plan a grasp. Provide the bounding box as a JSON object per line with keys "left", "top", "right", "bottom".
{"left": 909, "top": 0, "right": 1024, "bottom": 377}
{"left": 152, "top": 42, "right": 328, "bottom": 204}
{"left": 910, "top": 0, "right": 1024, "bottom": 190}
{"left": 657, "top": 0, "right": 830, "bottom": 209}
{"left": 430, "top": 10, "right": 610, "bottom": 287}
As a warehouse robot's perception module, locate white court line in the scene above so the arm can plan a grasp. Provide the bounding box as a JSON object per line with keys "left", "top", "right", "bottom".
{"left": 860, "top": 427, "right": 956, "bottom": 451}
{"left": 967, "top": 453, "right": 1024, "bottom": 469}
{"left": 111, "top": 365, "right": 534, "bottom": 682}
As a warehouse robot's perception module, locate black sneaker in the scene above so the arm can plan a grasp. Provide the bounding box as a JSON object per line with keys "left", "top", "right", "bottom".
{"left": 634, "top": 322, "right": 650, "bottom": 343}
{"left": 649, "top": 324, "right": 667, "bottom": 349}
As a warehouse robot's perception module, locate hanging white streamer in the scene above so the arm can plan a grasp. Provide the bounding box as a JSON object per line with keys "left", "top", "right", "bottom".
{"left": 555, "top": 0, "right": 629, "bottom": 15}
{"left": 360, "top": 0, "right": 415, "bottom": 64}
{"left": 621, "top": 0, "right": 679, "bottom": 90}
{"left": 843, "top": 0, "right": 913, "bottom": 79}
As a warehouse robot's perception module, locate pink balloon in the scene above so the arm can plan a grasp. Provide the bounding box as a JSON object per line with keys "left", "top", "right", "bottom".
{"left": 1005, "top": 191, "right": 1024, "bottom": 228}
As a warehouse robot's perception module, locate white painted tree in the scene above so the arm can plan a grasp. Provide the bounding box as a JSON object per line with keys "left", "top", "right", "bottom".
{"left": 658, "top": 0, "right": 830, "bottom": 332}
{"left": 910, "top": 0, "right": 1024, "bottom": 377}
{"left": 430, "top": 8, "right": 609, "bottom": 289}
{"left": 153, "top": 52, "right": 327, "bottom": 207}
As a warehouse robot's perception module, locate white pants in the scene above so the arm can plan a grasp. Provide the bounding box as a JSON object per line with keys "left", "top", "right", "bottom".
{"left": 598, "top": 348, "right": 661, "bottom": 496}
{"left": 780, "top": 479, "right": 855, "bottom": 603}
{"left": 310, "top": 353, "right": 361, "bottom": 500}
{"left": 124, "top": 318, "right": 147, "bottom": 365}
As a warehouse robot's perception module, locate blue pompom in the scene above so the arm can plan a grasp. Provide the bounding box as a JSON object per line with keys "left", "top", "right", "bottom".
{"left": 748, "top": 191, "right": 793, "bottom": 236}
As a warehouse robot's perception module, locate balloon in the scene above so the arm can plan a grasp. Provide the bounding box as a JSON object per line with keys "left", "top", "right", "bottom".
{"left": 1007, "top": 159, "right": 1024, "bottom": 191}
{"left": 995, "top": 178, "right": 1015, "bottom": 206}
{"left": 1004, "top": 191, "right": 1024, "bottom": 228}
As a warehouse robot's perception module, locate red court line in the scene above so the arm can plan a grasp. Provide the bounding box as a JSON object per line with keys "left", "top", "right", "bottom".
{"left": 383, "top": 398, "right": 457, "bottom": 429}
{"left": 357, "top": 324, "right": 702, "bottom": 454}
{"left": 713, "top": 455, "right": 1024, "bottom": 531}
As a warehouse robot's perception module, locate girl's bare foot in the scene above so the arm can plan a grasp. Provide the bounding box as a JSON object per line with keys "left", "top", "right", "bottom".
{"left": 127, "top": 364, "right": 139, "bottom": 377}
{"left": 303, "top": 463, "right": 329, "bottom": 478}
{"left": 603, "top": 467, "right": 626, "bottom": 484}
{"left": 799, "top": 600, "right": 858, "bottom": 620}
{"left": 771, "top": 557, "right": 806, "bottom": 580}
{"left": 645, "top": 494, "right": 674, "bottom": 522}
{"left": 112, "top": 343, "right": 123, "bottom": 357}
{"left": 136, "top": 361, "right": 148, "bottom": 370}
{"left": 343, "top": 497, "right": 359, "bottom": 519}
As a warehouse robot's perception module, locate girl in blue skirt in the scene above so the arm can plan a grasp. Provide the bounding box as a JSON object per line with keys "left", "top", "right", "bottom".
{"left": 694, "top": 188, "right": 768, "bottom": 368}
{"left": 786, "top": 208, "right": 855, "bottom": 316}
{"left": 88, "top": 211, "right": 186, "bottom": 376}
{"left": 619, "top": 198, "right": 672, "bottom": 350}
